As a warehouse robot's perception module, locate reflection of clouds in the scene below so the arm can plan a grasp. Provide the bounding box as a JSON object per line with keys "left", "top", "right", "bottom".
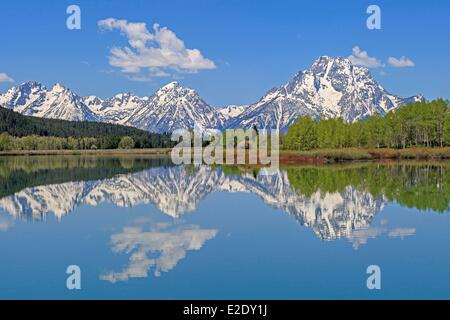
{"left": 100, "top": 221, "right": 217, "bottom": 283}
{"left": 0, "top": 216, "right": 14, "bottom": 232}
{"left": 349, "top": 222, "right": 416, "bottom": 250}
{"left": 388, "top": 228, "right": 416, "bottom": 239}
{"left": 349, "top": 227, "right": 384, "bottom": 250}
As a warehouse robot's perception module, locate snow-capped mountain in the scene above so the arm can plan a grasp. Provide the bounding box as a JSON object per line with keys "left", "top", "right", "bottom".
{"left": 84, "top": 93, "right": 147, "bottom": 125}
{"left": 0, "top": 56, "right": 425, "bottom": 132}
{"left": 218, "top": 105, "right": 247, "bottom": 121}
{"left": 0, "top": 81, "right": 223, "bottom": 133}
{"left": 0, "top": 81, "right": 98, "bottom": 121}
{"left": 82, "top": 95, "right": 104, "bottom": 114}
{"left": 0, "top": 81, "right": 46, "bottom": 112}
{"left": 124, "top": 82, "right": 223, "bottom": 133}
{"left": 82, "top": 82, "right": 224, "bottom": 132}
{"left": 229, "top": 56, "right": 424, "bottom": 131}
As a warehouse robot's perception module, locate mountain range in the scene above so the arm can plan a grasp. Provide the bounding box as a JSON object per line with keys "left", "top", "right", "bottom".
{"left": 0, "top": 56, "right": 424, "bottom": 133}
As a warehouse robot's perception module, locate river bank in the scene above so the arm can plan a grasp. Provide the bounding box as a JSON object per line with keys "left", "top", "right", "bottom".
{"left": 1, "top": 147, "right": 450, "bottom": 164}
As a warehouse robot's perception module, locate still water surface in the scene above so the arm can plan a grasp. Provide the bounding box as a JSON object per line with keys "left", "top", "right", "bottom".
{"left": 0, "top": 156, "right": 449, "bottom": 299}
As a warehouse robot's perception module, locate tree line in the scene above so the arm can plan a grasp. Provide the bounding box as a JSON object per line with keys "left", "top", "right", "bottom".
{"left": 283, "top": 100, "right": 450, "bottom": 150}
{"left": 0, "top": 107, "right": 175, "bottom": 150}
{"left": 0, "top": 134, "right": 149, "bottom": 151}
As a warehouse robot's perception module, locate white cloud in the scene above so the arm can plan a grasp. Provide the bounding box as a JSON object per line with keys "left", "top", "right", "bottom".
{"left": 0, "top": 73, "right": 14, "bottom": 83}
{"left": 126, "top": 75, "right": 154, "bottom": 83}
{"left": 387, "top": 56, "right": 415, "bottom": 68}
{"left": 126, "top": 68, "right": 171, "bottom": 82}
{"left": 348, "top": 46, "right": 383, "bottom": 68}
{"left": 149, "top": 67, "right": 171, "bottom": 77}
{"left": 98, "top": 18, "right": 216, "bottom": 78}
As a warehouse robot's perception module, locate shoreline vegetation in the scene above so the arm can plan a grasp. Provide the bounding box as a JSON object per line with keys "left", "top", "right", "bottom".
{"left": 0, "top": 147, "right": 449, "bottom": 163}
{"left": 0, "top": 148, "right": 172, "bottom": 156}
{"left": 280, "top": 99, "right": 450, "bottom": 163}
{"left": 280, "top": 147, "right": 450, "bottom": 163}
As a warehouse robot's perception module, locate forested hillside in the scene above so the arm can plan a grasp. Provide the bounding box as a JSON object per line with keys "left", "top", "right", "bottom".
{"left": 0, "top": 107, "right": 174, "bottom": 150}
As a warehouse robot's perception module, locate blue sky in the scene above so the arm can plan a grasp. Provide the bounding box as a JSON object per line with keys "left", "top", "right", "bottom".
{"left": 0, "top": 0, "right": 448, "bottom": 106}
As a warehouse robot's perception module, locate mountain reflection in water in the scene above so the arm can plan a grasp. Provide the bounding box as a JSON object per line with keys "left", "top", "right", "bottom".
{"left": 0, "top": 156, "right": 448, "bottom": 243}
{"left": 0, "top": 156, "right": 449, "bottom": 289}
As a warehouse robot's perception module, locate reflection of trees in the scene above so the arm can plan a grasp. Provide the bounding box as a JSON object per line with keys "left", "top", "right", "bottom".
{"left": 287, "top": 163, "right": 450, "bottom": 213}
{"left": 0, "top": 155, "right": 172, "bottom": 198}
{"left": 0, "top": 160, "right": 448, "bottom": 242}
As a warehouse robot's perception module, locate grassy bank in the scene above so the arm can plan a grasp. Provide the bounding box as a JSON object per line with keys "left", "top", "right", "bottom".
{"left": 0, "top": 148, "right": 172, "bottom": 156}
{"left": 281, "top": 147, "right": 450, "bottom": 163}
{"left": 2, "top": 147, "right": 450, "bottom": 164}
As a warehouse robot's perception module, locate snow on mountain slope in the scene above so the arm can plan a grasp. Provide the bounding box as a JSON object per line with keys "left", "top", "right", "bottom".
{"left": 0, "top": 81, "right": 98, "bottom": 122}
{"left": 218, "top": 105, "right": 247, "bottom": 120}
{"left": 125, "top": 82, "right": 223, "bottom": 133}
{"left": 228, "top": 56, "right": 424, "bottom": 131}
{"left": 84, "top": 93, "right": 146, "bottom": 125}
{"left": 0, "top": 81, "right": 47, "bottom": 113}
{"left": 0, "top": 81, "right": 223, "bottom": 132}
{"left": 82, "top": 96, "right": 104, "bottom": 113}
{"left": 0, "top": 56, "right": 425, "bottom": 132}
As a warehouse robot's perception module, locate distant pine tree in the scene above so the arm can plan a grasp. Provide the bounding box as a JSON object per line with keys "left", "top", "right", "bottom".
{"left": 0, "top": 107, "right": 175, "bottom": 149}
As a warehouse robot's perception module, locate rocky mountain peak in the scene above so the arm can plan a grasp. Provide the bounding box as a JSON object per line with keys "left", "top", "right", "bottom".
{"left": 0, "top": 56, "right": 425, "bottom": 133}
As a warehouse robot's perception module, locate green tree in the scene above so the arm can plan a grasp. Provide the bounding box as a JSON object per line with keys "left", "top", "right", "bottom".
{"left": 0, "top": 132, "right": 12, "bottom": 151}
{"left": 283, "top": 100, "right": 449, "bottom": 150}
{"left": 284, "top": 116, "right": 318, "bottom": 151}
{"left": 118, "top": 136, "right": 135, "bottom": 149}
{"left": 444, "top": 111, "right": 450, "bottom": 146}
{"left": 366, "top": 114, "right": 386, "bottom": 148}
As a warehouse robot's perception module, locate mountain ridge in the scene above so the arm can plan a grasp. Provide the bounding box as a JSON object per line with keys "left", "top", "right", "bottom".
{"left": 0, "top": 106, "right": 173, "bottom": 149}
{"left": 0, "top": 56, "right": 425, "bottom": 133}
{"left": 228, "top": 56, "right": 424, "bottom": 131}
